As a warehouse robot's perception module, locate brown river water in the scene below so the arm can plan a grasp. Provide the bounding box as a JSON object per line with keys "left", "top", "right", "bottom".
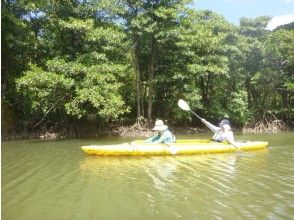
{"left": 2, "top": 132, "right": 294, "bottom": 219}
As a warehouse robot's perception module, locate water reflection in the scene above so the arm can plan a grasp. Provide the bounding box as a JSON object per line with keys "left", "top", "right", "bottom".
{"left": 3, "top": 134, "right": 294, "bottom": 220}
{"left": 79, "top": 150, "right": 268, "bottom": 190}
{"left": 79, "top": 152, "right": 270, "bottom": 218}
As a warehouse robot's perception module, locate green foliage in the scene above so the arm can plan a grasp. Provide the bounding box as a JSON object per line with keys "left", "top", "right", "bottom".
{"left": 14, "top": 0, "right": 131, "bottom": 126}
{"left": 17, "top": 58, "right": 129, "bottom": 120}
{"left": 259, "top": 29, "right": 294, "bottom": 120}
{"left": 16, "top": 64, "right": 74, "bottom": 112}
{"left": 174, "top": 10, "right": 233, "bottom": 121}
{"left": 227, "top": 91, "right": 249, "bottom": 124}
{"left": 2, "top": 0, "right": 294, "bottom": 136}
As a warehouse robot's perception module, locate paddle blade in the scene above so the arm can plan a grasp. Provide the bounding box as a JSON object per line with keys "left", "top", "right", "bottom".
{"left": 178, "top": 99, "right": 190, "bottom": 111}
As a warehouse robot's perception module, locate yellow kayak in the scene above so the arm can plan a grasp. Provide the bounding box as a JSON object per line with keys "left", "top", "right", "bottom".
{"left": 81, "top": 139, "right": 268, "bottom": 156}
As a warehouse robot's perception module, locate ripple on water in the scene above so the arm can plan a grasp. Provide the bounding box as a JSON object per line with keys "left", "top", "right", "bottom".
{"left": 2, "top": 136, "right": 294, "bottom": 220}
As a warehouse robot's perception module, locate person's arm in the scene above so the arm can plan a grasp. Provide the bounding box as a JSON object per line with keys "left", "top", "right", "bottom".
{"left": 152, "top": 132, "right": 168, "bottom": 144}
{"left": 144, "top": 135, "right": 159, "bottom": 143}
{"left": 201, "top": 119, "right": 220, "bottom": 132}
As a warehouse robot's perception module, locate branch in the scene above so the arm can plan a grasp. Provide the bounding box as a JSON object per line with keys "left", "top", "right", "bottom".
{"left": 154, "top": 65, "right": 167, "bottom": 71}
{"left": 32, "top": 98, "right": 63, "bottom": 129}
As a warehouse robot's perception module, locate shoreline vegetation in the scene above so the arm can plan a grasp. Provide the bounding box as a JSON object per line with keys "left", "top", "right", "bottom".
{"left": 2, "top": 119, "right": 290, "bottom": 141}
{"left": 2, "top": 1, "right": 293, "bottom": 141}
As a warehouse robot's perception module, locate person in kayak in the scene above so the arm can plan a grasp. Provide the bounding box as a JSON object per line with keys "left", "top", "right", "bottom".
{"left": 201, "top": 118, "right": 234, "bottom": 143}
{"left": 145, "top": 119, "right": 176, "bottom": 144}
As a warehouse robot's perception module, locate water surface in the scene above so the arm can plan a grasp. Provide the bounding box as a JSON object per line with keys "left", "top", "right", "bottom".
{"left": 2, "top": 133, "right": 294, "bottom": 219}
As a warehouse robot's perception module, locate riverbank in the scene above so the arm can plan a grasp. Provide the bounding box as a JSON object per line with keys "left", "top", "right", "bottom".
{"left": 2, "top": 121, "right": 291, "bottom": 141}
{"left": 1, "top": 124, "right": 201, "bottom": 141}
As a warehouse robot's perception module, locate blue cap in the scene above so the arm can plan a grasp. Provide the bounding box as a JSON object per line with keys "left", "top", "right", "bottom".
{"left": 219, "top": 119, "right": 230, "bottom": 126}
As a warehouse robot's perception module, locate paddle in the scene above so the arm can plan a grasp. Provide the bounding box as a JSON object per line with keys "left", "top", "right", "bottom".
{"left": 177, "top": 99, "right": 239, "bottom": 149}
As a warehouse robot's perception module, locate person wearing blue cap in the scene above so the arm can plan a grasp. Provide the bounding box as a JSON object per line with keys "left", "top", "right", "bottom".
{"left": 201, "top": 118, "right": 234, "bottom": 143}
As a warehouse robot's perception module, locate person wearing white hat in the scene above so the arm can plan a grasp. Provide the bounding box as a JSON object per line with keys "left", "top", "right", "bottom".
{"left": 201, "top": 118, "right": 234, "bottom": 143}
{"left": 145, "top": 119, "right": 176, "bottom": 144}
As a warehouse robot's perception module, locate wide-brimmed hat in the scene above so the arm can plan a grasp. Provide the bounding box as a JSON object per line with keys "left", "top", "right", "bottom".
{"left": 152, "top": 119, "right": 168, "bottom": 131}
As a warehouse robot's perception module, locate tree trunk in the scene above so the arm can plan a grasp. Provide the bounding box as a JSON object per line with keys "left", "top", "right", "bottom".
{"left": 200, "top": 76, "right": 208, "bottom": 109}
{"left": 133, "top": 36, "right": 142, "bottom": 122}
{"left": 147, "top": 38, "right": 156, "bottom": 127}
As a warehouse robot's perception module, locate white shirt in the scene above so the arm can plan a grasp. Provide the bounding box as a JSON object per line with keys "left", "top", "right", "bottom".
{"left": 204, "top": 120, "right": 234, "bottom": 143}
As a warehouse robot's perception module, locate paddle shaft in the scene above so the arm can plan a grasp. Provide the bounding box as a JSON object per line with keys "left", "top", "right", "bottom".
{"left": 189, "top": 109, "right": 203, "bottom": 121}
{"left": 189, "top": 110, "right": 219, "bottom": 134}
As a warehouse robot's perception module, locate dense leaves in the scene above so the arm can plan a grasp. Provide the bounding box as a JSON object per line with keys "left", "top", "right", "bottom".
{"left": 2, "top": 0, "right": 293, "bottom": 137}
